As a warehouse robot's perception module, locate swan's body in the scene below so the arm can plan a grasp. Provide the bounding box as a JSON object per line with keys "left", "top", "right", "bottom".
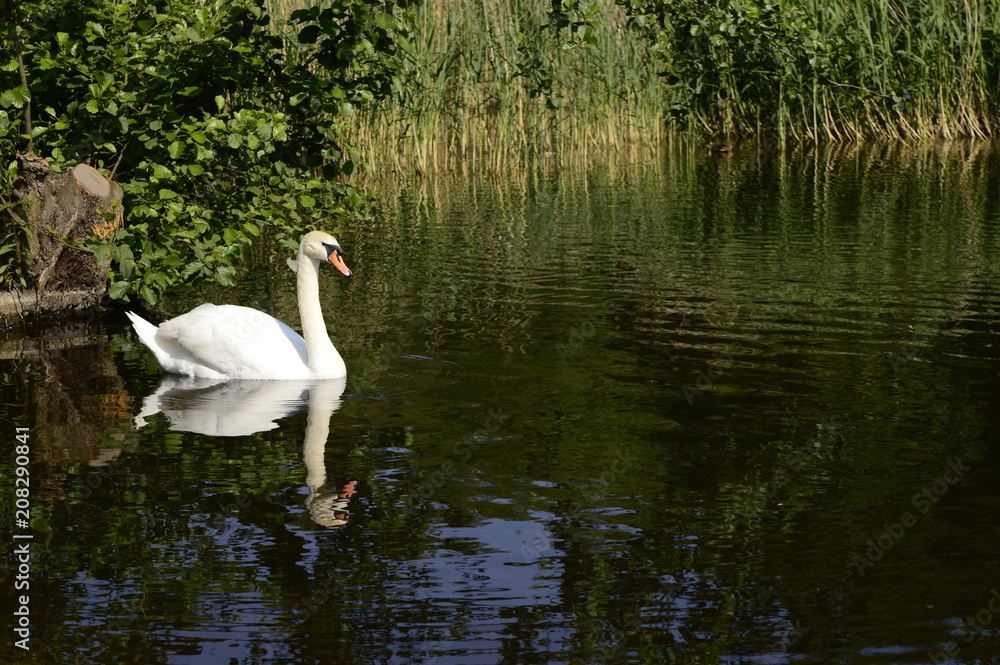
{"left": 127, "top": 231, "right": 352, "bottom": 380}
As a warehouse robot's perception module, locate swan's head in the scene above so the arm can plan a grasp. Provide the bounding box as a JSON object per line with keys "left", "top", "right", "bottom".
{"left": 301, "top": 231, "right": 352, "bottom": 277}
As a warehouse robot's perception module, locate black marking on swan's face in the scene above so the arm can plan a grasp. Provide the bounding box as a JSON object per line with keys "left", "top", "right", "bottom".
{"left": 322, "top": 242, "right": 344, "bottom": 260}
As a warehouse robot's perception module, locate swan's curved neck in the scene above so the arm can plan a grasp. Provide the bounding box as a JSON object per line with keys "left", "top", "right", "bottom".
{"left": 297, "top": 253, "right": 345, "bottom": 377}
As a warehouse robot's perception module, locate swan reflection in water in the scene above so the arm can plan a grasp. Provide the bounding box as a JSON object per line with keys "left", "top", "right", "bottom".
{"left": 135, "top": 376, "right": 356, "bottom": 528}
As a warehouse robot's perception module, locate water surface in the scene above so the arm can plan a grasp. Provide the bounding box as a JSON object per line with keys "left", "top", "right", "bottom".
{"left": 3, "top": 141, "right": 1000, "bottom": 664}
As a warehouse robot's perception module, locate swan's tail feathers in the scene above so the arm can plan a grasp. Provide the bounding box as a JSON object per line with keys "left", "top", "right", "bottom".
{"left": 125, "top": 310, "right": 227, "bottom": 379}
{"left": 126, "top": 311, "right": 160, "bottom": 350}
{"left": 126, "top": 310, "right": 176, "bottom": 373}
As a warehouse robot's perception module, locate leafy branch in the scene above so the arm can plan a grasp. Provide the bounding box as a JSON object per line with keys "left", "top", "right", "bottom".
{"left": 1, "top": 0, "right": 416, "bottom": 305}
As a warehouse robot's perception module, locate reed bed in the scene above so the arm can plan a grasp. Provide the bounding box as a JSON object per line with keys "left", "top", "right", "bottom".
{"left": 350, "top": 0, "right": 667, "bottom": 172}
{"left": 269, "top": 0, "right": 665, "bottom": 172}
{"left": 268, "top": 0, "right": 1000, "bottom": 172}
{"left": 779, "top": 0, "right": 1000, "bottom": 141}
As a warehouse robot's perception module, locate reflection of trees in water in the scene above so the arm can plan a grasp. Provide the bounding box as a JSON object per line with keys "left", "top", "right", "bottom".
{"left": 0, "top": 324, "right": 136, "bottom": 504}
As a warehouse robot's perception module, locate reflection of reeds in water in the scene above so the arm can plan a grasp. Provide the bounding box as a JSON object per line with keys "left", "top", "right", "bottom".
{"left": 360, "top": 138, "right": 999, "bottom": 304}
{"left": 185, "top": 138, "right": 999, "bottom": 398}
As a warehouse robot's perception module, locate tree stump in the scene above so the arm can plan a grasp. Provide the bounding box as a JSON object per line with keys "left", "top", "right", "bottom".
{"left": 0, "top": 153, "right": 124, "bottom": 328}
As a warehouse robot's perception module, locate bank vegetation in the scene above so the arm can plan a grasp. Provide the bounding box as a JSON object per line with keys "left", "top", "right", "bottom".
{"left": 271, "top": 0, "right": 1000, "bottom": 171}
{"left": 3, "top": 0, "right": 1000, "bottom": 309}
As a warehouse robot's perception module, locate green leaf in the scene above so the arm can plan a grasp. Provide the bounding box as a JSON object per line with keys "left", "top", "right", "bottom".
{"left": 140, "top": 284, "right": 158, "bottom": 305}
{"left": 85, "top": 21, "right": 106, "bottom": 38}
{"left": 108, "top": 281, "right": 129, "bottom": 301}
{"left": 188, "top": 163, "right": 205, "bottom": 176}
{"left": 298, "top": 25, "right": 321, "bottom": 44}
{"left": 151, "top": 163, "right": 172, "bottom": 179}
{"left": 375, "top": 13, "right": 396, "bottom": 30}
{"left": 0, "top": 86, "right": 31, "bottom": 109}
{"left": 215, "top": 265, "right": 235, "bottom": 286}
{"left": 168, "top": 140, "right": 183, "bottom": 159}
{"left": 158, "top": 189, "right": 178, "bottom": 200}
{"left": 181, "top": 261, "right": 205, "bottom": 280}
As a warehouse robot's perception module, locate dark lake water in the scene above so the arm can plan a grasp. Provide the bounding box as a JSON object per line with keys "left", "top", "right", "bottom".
{"left": 3, "top": 140, "right": 1000, "bottom": 665}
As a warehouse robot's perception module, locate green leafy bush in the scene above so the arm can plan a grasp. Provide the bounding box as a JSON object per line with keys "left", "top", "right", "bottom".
{"left": 1, "top": 0, "right": 415, "bottom": 304}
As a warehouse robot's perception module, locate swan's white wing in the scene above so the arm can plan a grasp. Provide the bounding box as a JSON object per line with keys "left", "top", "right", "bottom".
{"left": 127, "top": 310, "right": 227, "bottom": 379}
{"left": 155, "top": 304, "right": 310, "bottom": 379}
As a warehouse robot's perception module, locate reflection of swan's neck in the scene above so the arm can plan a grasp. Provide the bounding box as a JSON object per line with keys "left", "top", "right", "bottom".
{"left": 302, "top": 392, "right": 331, "bottom": 492}
{"left": 297, "top": 253, "right": 343, "bottom": 376}
{"left": 301, "top": 380, "right": 353, "bottom": 528}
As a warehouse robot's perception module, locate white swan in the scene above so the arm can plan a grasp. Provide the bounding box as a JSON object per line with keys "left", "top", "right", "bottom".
{"left": 126, "top": 231, "right": 352, "bottom": 380}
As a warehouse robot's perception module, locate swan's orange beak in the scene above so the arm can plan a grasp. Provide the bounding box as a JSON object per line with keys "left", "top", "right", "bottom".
{"left": 329, "top": 250, "right": 352, "bottom": 277}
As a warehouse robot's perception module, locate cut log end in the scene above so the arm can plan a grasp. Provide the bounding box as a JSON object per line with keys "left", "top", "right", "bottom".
{"left": 73, "top": 163, "right": 112, "bottom": 199}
